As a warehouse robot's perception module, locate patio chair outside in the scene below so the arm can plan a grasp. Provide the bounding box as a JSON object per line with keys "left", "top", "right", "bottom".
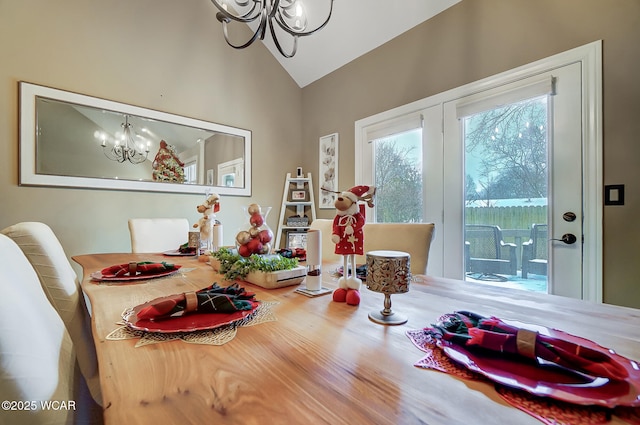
{"left": 465, "top": 224, "right": 517, "bottom": 277}
{"left": 521, "top": 223, "right": 548, "bottom": 278}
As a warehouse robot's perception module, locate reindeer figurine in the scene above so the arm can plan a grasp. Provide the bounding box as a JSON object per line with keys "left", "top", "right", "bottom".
{"left": 193, "top": 193, "right": 220, "bottom": 252}
{"left": 328, "top": 185, "right": 375, "bottom": 306}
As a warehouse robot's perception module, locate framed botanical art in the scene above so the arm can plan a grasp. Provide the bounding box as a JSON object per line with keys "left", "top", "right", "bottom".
{"left": 319, "top": 133, "right": 338, "bottom": 208}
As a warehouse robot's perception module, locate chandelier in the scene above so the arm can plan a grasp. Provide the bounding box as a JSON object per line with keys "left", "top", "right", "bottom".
{"left": 210, "top": 0, "right": 334, "bottom": 58}
{"left": 100, "top": 115, "right": 150, "bottom": 164}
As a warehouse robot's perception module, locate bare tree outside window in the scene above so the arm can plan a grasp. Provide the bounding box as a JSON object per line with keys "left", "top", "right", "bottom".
{"left": 373, "top": 138, "right": 423, "bottom": 223}
{"left": 465, "top": 97, "right": 548, "bottom": 203}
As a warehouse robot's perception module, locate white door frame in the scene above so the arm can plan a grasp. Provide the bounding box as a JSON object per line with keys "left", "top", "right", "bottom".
{"left": 355, "top": 41, "right": 602, "bottom": 302}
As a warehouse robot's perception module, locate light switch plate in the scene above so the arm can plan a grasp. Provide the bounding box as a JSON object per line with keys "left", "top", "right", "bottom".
{"left": 604, "top": 184, "right": 624, "bottom": 205}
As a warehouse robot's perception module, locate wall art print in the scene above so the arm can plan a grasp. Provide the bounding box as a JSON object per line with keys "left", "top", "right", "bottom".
{"left": 319, "top": 133, "right": 338, "bottom": 209}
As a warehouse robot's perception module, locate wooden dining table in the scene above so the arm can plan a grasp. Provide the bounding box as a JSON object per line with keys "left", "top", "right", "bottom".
{"left": 74, "top": 253, "right": 640, "bottom": 425}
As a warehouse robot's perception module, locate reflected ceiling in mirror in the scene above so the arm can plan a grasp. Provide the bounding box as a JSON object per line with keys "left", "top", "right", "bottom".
{"left": 19, "top": 82, "right": 251, "bottom": 196}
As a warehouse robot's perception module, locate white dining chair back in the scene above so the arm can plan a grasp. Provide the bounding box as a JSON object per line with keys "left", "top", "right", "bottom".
{"left": 1, "top": 222, "right": 102, "bottom": 405}
{"left": 128, "top": 218, "right": 190, "bottom": 253}
{"left": 0, "top": 234, "right": 102, "bottom": 425}
{"left": 309, "top": 219, "right": 436, "bottom": 275}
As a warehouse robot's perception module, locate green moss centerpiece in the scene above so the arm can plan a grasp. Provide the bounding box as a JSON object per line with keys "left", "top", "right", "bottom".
{"left": 209, "top": 247, "right": 306, "bottom": 289}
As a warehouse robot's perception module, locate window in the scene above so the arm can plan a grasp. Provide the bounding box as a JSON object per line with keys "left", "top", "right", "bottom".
{"left": 356, "top": 112, "right": 424, "bottom": 223}
{"left": 183, "top": 161, "right": 197, "bottom": 184}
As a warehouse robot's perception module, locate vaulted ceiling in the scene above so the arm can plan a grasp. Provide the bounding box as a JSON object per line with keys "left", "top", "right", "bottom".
{"left": 230, "top": 0, "right": 462, "bottom": 87}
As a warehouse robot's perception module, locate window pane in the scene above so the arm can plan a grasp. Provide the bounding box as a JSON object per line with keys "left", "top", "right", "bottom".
{"left": 463, "top": 96, "right": 548, "bottom": 292}
{"left": 184, "top": 162, "right": 197, "bottom": 184}
{"left": 372, "top": 128, "right": 423, "bottom": 223}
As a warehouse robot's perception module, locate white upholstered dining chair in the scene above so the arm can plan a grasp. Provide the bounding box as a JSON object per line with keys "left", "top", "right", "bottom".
{"left": 0, "top": 234, "right": 102, "bottom": 425}
{"left": 1, "top": 222, "right": 102, "bottom": 406}
{"left": 308, "top": 219, "right": 436, "bottom": 275}
{"left": 128, "top": 217, "right": 190, "bottom": 253}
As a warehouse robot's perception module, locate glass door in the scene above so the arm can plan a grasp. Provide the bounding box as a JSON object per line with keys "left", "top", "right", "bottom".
{"left": 444, "top": 63, "right": 585, "bottom": 298}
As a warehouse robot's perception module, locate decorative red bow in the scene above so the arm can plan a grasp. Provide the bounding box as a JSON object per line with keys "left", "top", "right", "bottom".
{"left": 101, "top": 261, "right": 181, "bottom": 278}
{"left": 431, "top": 311, "right": 629, "bottom": 381}
{"left": 136, "top": 283, "right": 256, "bottom": 320}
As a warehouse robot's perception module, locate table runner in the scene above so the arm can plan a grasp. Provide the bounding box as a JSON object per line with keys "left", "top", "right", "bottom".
{"left": 406, "top": 328, "right": 640, "bottom": 425}
{"left": 106, "top": 301, "right": 278, "bottom": 347}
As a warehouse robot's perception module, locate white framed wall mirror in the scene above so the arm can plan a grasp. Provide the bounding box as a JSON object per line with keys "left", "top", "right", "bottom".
{"left": 19, "top": 82, "right": 252, "bottom": 196}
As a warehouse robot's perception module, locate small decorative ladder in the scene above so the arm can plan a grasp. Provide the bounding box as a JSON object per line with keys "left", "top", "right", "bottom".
{"left": 274, "top": 172, "right": 317, "bottom": 251}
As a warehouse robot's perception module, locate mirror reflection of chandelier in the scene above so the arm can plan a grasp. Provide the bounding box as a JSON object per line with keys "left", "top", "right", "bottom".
{"left": 100, "top": 115, "right": 150, "bottom": 164}
{"left": 210, "top": 0, "right": 334, "bottom": 58}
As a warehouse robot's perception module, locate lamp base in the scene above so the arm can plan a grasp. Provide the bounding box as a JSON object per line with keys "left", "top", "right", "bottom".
{"left": 368, "top": 310, "right": 408, "bottom": 326}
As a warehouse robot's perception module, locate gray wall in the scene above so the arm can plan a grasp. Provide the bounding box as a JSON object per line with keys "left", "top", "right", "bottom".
{"left": 0, "top": 0, "right": 302, "bottom": 261}
{"left": 301, "top": 0, "right": 640, "bottom": 308}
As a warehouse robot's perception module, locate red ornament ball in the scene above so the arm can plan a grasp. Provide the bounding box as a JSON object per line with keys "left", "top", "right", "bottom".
{"left": 249, "top": 213, "right": 264, "bottom": 227}
{"left": 258, "top": 228, "right": 273, "bottom": 244}
{"left": 246, "top": 238, "right": 263, "bottom": 254}
{"left": 238, "top": 244, "right": 252, "bottom": 257}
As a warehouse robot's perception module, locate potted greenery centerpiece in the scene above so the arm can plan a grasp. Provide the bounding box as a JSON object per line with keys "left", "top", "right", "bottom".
{"left": 209, "top": 247, "right": 306, "bottom": 289}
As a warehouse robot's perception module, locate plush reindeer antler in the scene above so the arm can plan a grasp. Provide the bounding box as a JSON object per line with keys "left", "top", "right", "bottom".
{"left": 322, "top": 185, "right": 376, "bottom": 208}
{"left": 358, "top": 187, "right": 376, "bottom": 208}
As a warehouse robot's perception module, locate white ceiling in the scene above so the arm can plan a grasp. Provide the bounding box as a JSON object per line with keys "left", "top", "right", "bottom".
{"left": 256, "top": 0, "right": 462, "bottom": 87}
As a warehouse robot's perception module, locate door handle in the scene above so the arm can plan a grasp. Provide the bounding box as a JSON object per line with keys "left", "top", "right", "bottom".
{"left": 551, "top": 233, "right": 577, "bottom": 245}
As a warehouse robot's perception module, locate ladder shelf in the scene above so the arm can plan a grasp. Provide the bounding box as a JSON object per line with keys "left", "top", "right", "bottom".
{"left": 274, "top": 172, "right": 317, "bottom": 251}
